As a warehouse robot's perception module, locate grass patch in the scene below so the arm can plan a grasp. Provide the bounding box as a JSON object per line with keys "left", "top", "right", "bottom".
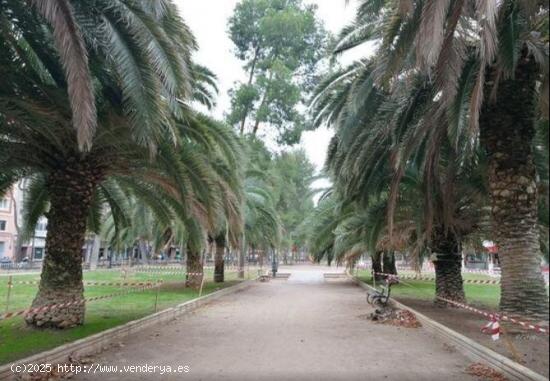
{"left": 355, "top": 270, "right": 500, "bottom": 309}
{"left": 0, "top": 268, "right": 248, "bottom": 364}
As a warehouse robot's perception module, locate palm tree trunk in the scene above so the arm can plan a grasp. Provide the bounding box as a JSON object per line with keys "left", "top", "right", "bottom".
{"left": 382, "top": 251, "right": 397, "bottom": 275}
{"left": 258, "top": 248, "right": 264, "bottom": 268}
{"left": 185, "top": 244, "right": 203, "bottom": 289}
{"left": 238, "top": 234, "right": 245, "bottom": 279}
{"left": 372, "top": 251, "right": 383, "bottom": 281}
{"left": 432, "top": 227, "right": 465, "bottom": 305}
{"left": 25, "top": 166, "right": 97, "bottom": 328}
{"left": 479, "top": 50, "right": 549, "bottom": 320}
{"left": 89, "top": 234, "right": 100, "bottom": 271}
{"left": 214, "top": 234, "right": 225, "bottom": 283}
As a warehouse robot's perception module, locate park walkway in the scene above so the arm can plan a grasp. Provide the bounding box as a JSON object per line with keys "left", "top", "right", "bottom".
{"left": 78, "top": 265, "right": 476, "bottom": 381}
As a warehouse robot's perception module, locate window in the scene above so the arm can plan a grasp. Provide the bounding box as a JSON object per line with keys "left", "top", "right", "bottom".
{"left": 36, "top": 221, "right": 48, "bottom": 231}
{"left": 0, "top": 198, "right": 9, "bottom": 211}
{"left": 0, "top": 242, "right": 5, "bottom": 257}
{"left": 33, "top": 247, "right": 44, "bottom": 260}
{"left": 0, "top": 220, "right": 6, "bottom": 231}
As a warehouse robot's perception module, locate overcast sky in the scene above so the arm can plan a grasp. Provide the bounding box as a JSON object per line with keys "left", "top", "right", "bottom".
{"left": 175, "top": 0, "right": 368, "bottom": 174}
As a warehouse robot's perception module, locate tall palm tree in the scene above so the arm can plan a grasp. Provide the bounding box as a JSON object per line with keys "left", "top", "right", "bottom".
{"left": 102, "top": 114, "right": 245, "bottom": 288}
{"left": 0, "top": 1, "right": 223, "bottom": 328}
{"left": 175, "top": 115, "right": 245, "bottom": 287}
{"left": 242, "top": 175, "right": 281, "bottom": 255}
{"left": 327, "top": 0, "right": 549, "bottom": 319}
{"left": 206, "top": 121, "right": 244, "bottom": 284}
{"left": 310, "top": 61, "right": 489, "bottom": 303}
{"left": 3, "top": 0, "right": 197, "bottom": 150}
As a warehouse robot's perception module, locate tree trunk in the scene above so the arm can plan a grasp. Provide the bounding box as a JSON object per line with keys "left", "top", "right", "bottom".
{"left": 238, "top": 234, "right": 245, "bottom": 279}
{"left": 185, "top": 244, "right": 203, "bottom": 289}
{"left": 25, "top": 165, "right": 98, "bottom": 329}
{"left": 372, "top": 251, "right": 383, "bottom": 281}
{"left": 239, "top": 45, "right": 261, "bottom": 135}
{"left": 89, "top": 234, "right": 100, "bottom": 271}
{"left": 259, "top": 249, "right": 264, "bottom": 268}
{"left": 480, "top": 49, "right": 549, "bottom": 320}
{"left": 180, "top": 244, "right": 185, "bottom": 264}
{"left": 382, "top": 251, "right": 397, "bottom": 275}
{"left": 252, "top": 71, "right": 274, "bottom": 136}
{"left": 138, "top": 239, "right": 148, "bottom": 263}
{"left": 214, "top": 234, "right": 225, "bottom": 283}
{"left": 432, "top": 227, "right": 465, "bottom": 305}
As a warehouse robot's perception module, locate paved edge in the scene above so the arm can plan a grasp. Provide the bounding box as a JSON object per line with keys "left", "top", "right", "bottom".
{"left": 0, "top": 280, "right": 255, "bottom": 381}
{"left": 349, "top": 274, "right": 549, "bottom": 381}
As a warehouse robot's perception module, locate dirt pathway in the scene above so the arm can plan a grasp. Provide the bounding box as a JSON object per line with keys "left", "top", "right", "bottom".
{"left": 77, "top": 265, "right": 477, "bottom": 381}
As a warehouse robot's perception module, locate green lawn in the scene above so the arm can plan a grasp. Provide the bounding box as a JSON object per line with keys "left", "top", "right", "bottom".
{"left": 356, "top": 270, "right": 501, "bottom": 309}
{"left": 0, "top": 268, "right": 248, "bottom": 364}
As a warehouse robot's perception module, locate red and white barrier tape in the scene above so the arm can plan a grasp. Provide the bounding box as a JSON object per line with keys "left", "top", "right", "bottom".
{"left": 395, "top": 267, "right": 500, "bottom": 275}
{"left": 186, "top": 273, "right": 204, "bottom": 277}
{"left": 125, "top": 265, "right": 248, "bottom": 271}
{"left": 129, "top": 268, "right": 186, "bottom": 273}
{"left": 83, "top": 281, "right": 161, "bottom": 287}
{"left": 125, "top": 266, "right": 185, "bottom": 271}
{"left": 371, "top": 272, "right": 500, "bottom": 285}
{"left": 9, "top": 280, "right": 39, "bottom": 286}
{"left": 186, "top": 269, "right": 246, "bottom": 276}
{"left": 0, "top": 282, "right": 162, "bottom": 321}
{"left": 368, "top": 266, "right": 504, "bottom": 278}
{"left": 436, "top": 297, "right": 549, "bottom": 336}
{"left": 8, "top": 280, "right": 162, "bottom": 287}
{"left": 363, "top": 271, "right": 548, "bottom": 337}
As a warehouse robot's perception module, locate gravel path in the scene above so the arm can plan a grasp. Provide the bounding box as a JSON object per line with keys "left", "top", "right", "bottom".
{"left": 77, "top": 265, "right": 477, "bottom": 381}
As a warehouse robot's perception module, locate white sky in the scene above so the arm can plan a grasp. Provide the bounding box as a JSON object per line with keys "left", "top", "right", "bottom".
{"left": 175, "top": 0, "right": 371, "bottom": 179}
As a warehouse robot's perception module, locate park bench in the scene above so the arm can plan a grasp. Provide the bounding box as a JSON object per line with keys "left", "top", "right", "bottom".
{"left": 257, "top": 269, "right": 271, "bottom": 282}
{"left": 366, "top": 276, "right": 399, "bottom": 307}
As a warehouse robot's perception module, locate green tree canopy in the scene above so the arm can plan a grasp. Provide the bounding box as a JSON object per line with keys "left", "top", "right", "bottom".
{"left": 226, "top": 0, "right": 328, "bottom": 144}
{"left": 269, "top": 149, "right": 316, "bottom": 250}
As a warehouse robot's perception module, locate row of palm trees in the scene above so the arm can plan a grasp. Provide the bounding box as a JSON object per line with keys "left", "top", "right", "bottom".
{"left": 0, "top": 0, "right": 282, "bottom": 328}
{"left": 307, "top": 0, "right": 549, "bottom": 320}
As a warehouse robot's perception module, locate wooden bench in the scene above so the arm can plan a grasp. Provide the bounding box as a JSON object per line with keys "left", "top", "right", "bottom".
{"left": 257, "top": 270, "right": 271, "bottom": 282}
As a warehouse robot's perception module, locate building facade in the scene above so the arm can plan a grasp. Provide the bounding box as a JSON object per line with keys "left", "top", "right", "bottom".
{"left": 0, "top": 191, "right": 17, "bottom": 260}
{"left": 0, "top": 182, "right": 47, "bottom": 262}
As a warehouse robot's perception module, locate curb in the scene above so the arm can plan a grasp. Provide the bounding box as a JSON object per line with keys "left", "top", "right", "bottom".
{"left": 349, "top": 275, "right": 548, "bottom": 381}
{"left": 323, "top": 273, "right": 347, "bottom": 278}
{"left": 0, "top": 281, "right": 254, "bottom": 381}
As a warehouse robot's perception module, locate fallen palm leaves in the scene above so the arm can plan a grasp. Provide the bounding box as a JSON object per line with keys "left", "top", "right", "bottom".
{"left": 466, "top": 363, "right": 509, "bottom": 381}
{"left": 385, "top": 309, "right": 422, "bottom": 328}
{"left": 368, "top": 307, "right": 422, "bottom": 329}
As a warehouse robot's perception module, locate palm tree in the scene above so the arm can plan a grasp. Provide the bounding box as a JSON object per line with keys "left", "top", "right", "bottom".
{"left": 101, "top": 196, "right": 192, "bottom": 263}
{"left": 242, "top": 175, "right": 282, "bottom": 259}
{"left": 326, "top": 0, "right": 549, "bottom": 319}
{"left": 207, "top": 121, "right": 245, "bottom": 284}
{"left": 0, "top": 1, "right": 227, "bottom": 328}
{"left": 102, "top": 114, "right": 245, "bottom": 288}
{"left": 176, "top": 115, "right": 244, "bottom": 287}
{"left": 310, "top": 61, "right": 491, "bottom": 303}
{"left": 27, "top": 0, "right": 96, "bottom": 150}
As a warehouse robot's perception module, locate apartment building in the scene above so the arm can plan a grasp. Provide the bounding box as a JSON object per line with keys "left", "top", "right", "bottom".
{"left": 0, "top": 191, "right": 17, "bottom": 260}
{"left": 0, "top": 183, "right": 47, "bottom": 262}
